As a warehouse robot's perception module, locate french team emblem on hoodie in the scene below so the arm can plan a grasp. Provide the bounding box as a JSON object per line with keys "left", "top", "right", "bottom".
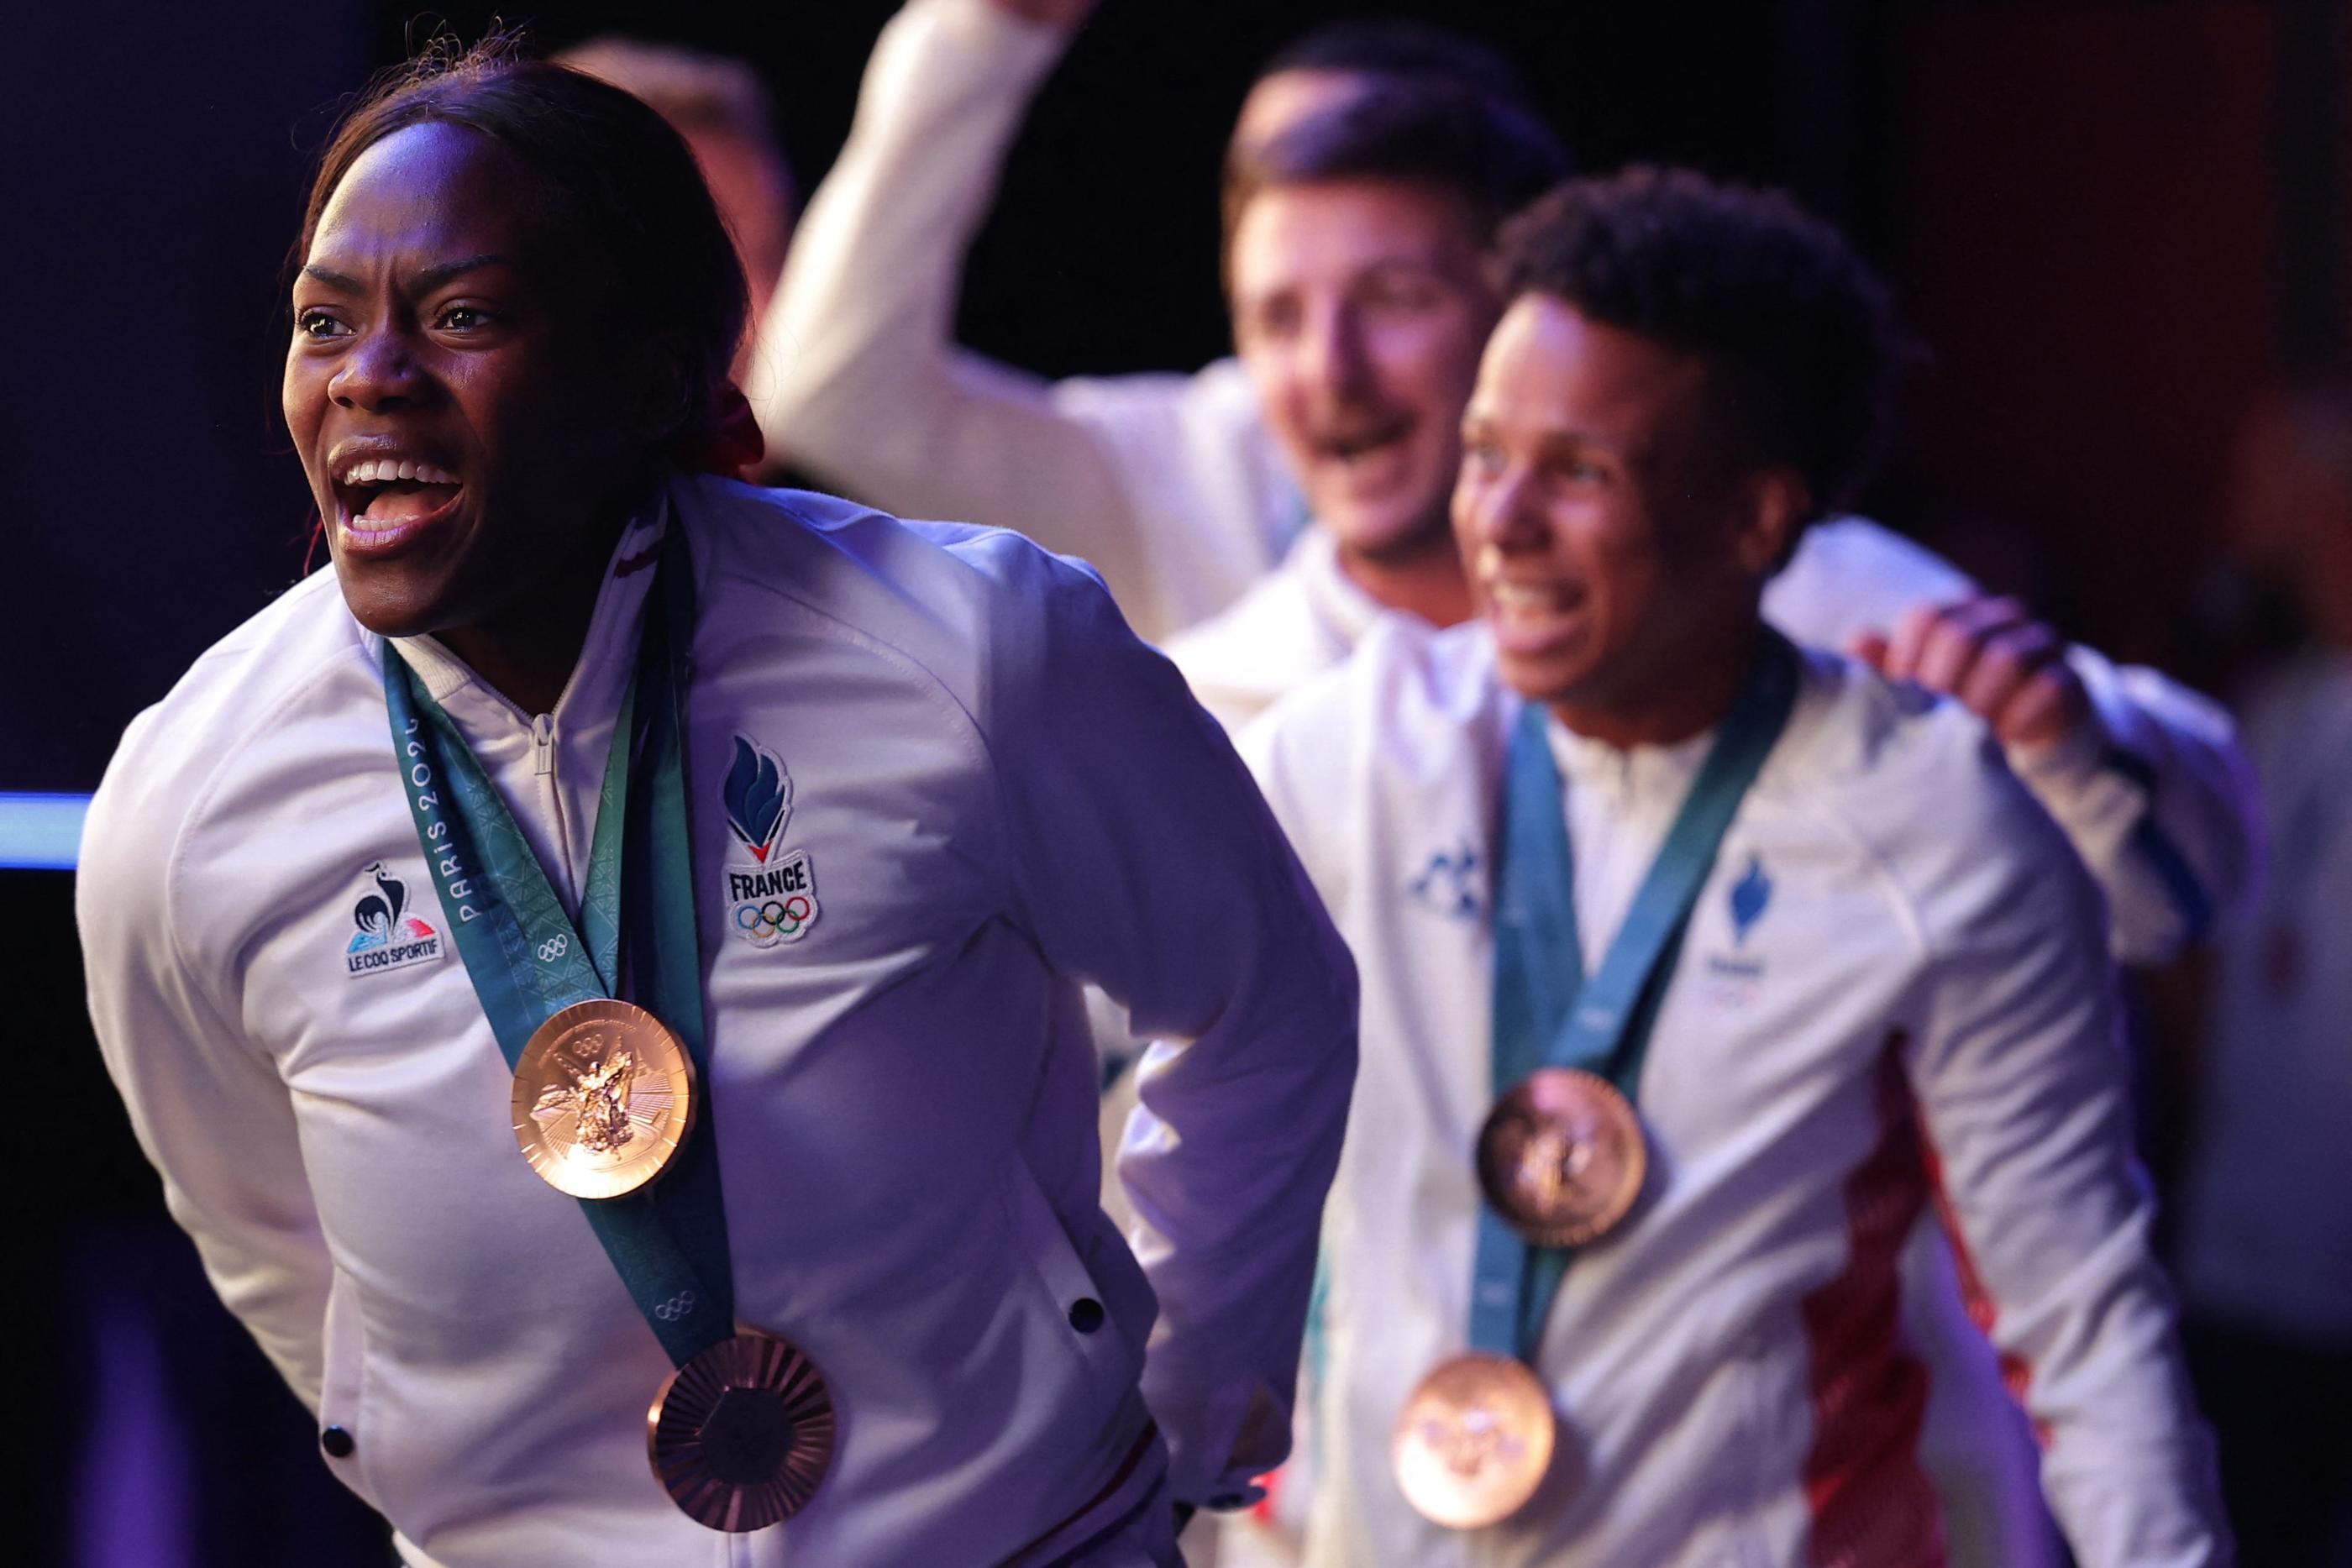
{"left": 345, "top": 862, "right": 443, "bottom": 975}
{"left": 1703, "top": 853, "right": 1771, "bottom": 1006}
{"left": 722, "top": 734, "right": 818, "bottom": 948}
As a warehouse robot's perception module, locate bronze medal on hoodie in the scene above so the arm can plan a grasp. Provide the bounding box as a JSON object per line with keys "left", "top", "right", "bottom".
{"left": 1476, "top": 1067, "right": 1647, "bottom": 1248}
{"left": 648, "top": 1332, "right": 837, "bottom": 1530}
{"left": 1393, "top": 1352, "right": 1556, "bottom": 1529}
{"left": 511, "top": 999, "right": 696, "bottom": 1200}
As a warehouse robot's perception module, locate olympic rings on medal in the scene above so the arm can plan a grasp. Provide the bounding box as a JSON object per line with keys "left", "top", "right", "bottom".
{"left": 733, "top": 897, "right": 811, "bottom": 941}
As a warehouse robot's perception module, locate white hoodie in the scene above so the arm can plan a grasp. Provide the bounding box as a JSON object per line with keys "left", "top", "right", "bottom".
{"left": 1240, "top": 621, "right": 2229, "bottom": 1568}
{"left": 78, "top": 475, "right": 1357, "bottom": 1568}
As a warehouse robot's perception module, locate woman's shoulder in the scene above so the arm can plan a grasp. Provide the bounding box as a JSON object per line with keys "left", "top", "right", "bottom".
{"left": 684, "top": 474, "right": 1142, "bottom": 684}
{"left": 99, "top": 567, "right": 370, "bottom": 792}
{"left": 82, "top": 569, "right": 380, "bottom": 932}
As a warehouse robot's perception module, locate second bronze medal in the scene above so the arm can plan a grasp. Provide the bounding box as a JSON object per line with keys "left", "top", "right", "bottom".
{"left": 1476, "top": 1066, "right": 1646, "bottom": 1248}
{"left": 512, "top": 998, "right": 697, "bottom": 1199}
{"left": 1393, "top": 1352, "right": 1556, "bottom": 1528}
{"left": 649, "top": 1332, "right": 837, "bottom": 1530}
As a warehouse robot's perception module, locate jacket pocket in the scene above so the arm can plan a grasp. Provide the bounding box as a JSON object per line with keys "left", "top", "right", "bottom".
{"left": 1001, "top": 1154, "right": 1144, "bottom": 1399}
{"left": 317, "top": 1265, "right": 384, "bottom": 1511}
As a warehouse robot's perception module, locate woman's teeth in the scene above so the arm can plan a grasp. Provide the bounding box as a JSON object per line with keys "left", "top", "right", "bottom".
{"left": 340, "top": 457, "right": 459, "bottom": 485}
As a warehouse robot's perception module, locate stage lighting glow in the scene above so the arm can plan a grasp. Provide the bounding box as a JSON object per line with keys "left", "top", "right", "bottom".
{"left": 0, "top": 793, "right": 91, "bottom": 870}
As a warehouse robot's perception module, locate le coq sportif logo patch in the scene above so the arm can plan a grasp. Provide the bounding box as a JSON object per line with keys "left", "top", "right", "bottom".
{"left": 345, "top": 860, "right": 444, "bottom": 975}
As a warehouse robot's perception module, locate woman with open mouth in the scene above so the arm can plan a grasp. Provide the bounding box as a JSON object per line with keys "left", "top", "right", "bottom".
{"left": 77, "top": 38, "right": 1354, "bottom": 1568}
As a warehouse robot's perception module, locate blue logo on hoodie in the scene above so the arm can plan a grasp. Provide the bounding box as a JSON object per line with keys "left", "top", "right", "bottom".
{"left": 1728, "top": 853, "right": 1772, "bottom": 944}
{"left": 722, "top": 736, "right": 793, "bottom": 864}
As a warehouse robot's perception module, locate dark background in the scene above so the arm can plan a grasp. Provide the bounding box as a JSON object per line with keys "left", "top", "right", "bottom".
{"left": 8, "top": 2, "right": 2334, "bottom": 1561}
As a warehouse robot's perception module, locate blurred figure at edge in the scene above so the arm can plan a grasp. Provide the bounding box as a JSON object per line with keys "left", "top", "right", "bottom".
{"left": 2169, "top": 382, "right": 2352, "bottom": 1566}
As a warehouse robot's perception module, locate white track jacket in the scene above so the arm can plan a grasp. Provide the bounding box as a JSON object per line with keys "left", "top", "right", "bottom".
{"left": 79, "top": 476, "right": 1357, "bottom": 1568}
{"left": 753, "top": 0, "right": 2257, "bottom": 972}
{"left": 1240, "top": 621, "right": 2229, "bottom": 1568}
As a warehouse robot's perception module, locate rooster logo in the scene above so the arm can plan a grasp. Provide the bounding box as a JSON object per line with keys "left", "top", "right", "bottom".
{"left": 722, "top": 736, "right": 793, "bottom": 863}
{"left": 348, "top": 862, "right": 438, "bottom": 954}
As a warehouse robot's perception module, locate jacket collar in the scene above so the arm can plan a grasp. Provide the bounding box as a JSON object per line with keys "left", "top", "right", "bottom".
{"left": 378, "top": 492, "right": 672, "bottom": 739}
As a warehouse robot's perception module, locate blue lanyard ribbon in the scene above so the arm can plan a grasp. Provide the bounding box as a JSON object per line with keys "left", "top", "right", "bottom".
{"left": 382, "top": 524, "right": 736, "bottom": 1367}
{"left": 1470, "top": 632, "right": 1800, "bottom": 1362}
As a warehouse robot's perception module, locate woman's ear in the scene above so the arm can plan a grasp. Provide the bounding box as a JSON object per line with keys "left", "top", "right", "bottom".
{"left": 1732, "top": 466, "right": 1811, "bottom": 576}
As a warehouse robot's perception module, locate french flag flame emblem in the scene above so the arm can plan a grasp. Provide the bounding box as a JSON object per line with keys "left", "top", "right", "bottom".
{"left": 722, "top": 735, "right": 793, "bottom": 863}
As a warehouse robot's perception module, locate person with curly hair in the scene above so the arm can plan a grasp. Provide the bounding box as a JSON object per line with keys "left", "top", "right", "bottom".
{"left": 1242, "top": 166, "right": 2229, "bottom": 1567}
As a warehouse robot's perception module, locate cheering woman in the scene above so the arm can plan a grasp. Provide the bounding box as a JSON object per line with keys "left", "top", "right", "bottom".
{"left": 78, "top": 41, "right": 1354, "bottom": 1567}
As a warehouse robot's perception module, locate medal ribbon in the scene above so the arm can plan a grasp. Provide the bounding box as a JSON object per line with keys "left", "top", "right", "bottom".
{"left": 1471, "top": 631, "right": 1800, "bottom": 1363}
{"left": 383, "top": 522, "right": 737, "bottom": 1368}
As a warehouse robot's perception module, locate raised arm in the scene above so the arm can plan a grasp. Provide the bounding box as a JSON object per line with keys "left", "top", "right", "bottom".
{"left": 78, "top": 718, "right": 333, "bottom": 1411}
{"left": 750, "top": 0, "right": 1289, "bottom": 641}
{"left": 1904, "top": 764, "right": 2229, "bottom": 1565}
{"left": 984, "top": 540, "right": 1357, "bottom": 1506}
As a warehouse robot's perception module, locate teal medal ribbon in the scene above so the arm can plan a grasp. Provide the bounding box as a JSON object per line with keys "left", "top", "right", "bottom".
{"left": 382, "top": 525, "right": 736, "bottom": 1369}
{"left": 1470, "top": 631, "right": 1800, "bottom": 1362}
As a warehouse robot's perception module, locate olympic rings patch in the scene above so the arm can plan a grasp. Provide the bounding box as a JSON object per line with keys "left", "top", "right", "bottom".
{"left": 734, "top": 898, "right": 812, "bottom": 939}
{"left": 536, "top": 935, "right": 570, "bottom": 962}
{"left": 724, "top": 847, "right": 820, "bottom": 949}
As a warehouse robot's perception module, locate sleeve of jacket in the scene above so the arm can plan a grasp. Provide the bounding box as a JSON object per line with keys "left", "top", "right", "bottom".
{"left": 76, "top": 711, "right": 334, "bottom": 1413}
{"left": 749, "top": 0, "right": 1239, "bottom": 641}
{"left": 1903, "top": 742, "right": 2231, "bottom": 1566}
{"left": 2004, "top": 648, "right": 2262, "bottom": 964}
{"left": 981, "top": 543, "right": 1359, "bottom": 1507}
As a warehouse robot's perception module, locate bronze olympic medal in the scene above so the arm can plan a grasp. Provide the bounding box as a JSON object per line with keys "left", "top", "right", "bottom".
{"left": 648, "top": 1332, "right": 836, "bottom": 1531}
{"left": 511, "top": 999, "right": 696, "bottom": 1200}
{"left": 1475, "top": 1067, "right": 1646, "bottom": 1248}
{"left": 1392, "top": 1352, "right": 1556, "bottom": 1529}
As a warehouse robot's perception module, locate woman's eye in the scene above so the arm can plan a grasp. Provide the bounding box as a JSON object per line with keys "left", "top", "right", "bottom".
{"left": 296, "top": 310, "right": 349, "bottom": 340}
{"left": 437, "top": 305, "right": 489, "bottom": 331}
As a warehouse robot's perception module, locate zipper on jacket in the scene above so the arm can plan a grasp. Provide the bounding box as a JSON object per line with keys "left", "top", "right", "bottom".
{"left": 531, "top": 712, "right": 583, "bottom": 911}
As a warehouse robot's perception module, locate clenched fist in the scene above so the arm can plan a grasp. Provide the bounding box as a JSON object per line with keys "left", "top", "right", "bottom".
{"left": 1849, "top": 595, "right": 2092, "bottom": 753}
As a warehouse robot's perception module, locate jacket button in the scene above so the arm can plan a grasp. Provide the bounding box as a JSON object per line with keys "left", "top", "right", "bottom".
{"left": 320, "top": 1425, "right": 356, "bottom": 1459}
{"left": 1068, "top": 1297, "right": 1105, "bottom": 1335}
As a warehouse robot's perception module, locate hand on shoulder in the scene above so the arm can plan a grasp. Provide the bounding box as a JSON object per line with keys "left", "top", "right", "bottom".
{"left": 1848, "top": 594, "right": 2092, "bottom": 753}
